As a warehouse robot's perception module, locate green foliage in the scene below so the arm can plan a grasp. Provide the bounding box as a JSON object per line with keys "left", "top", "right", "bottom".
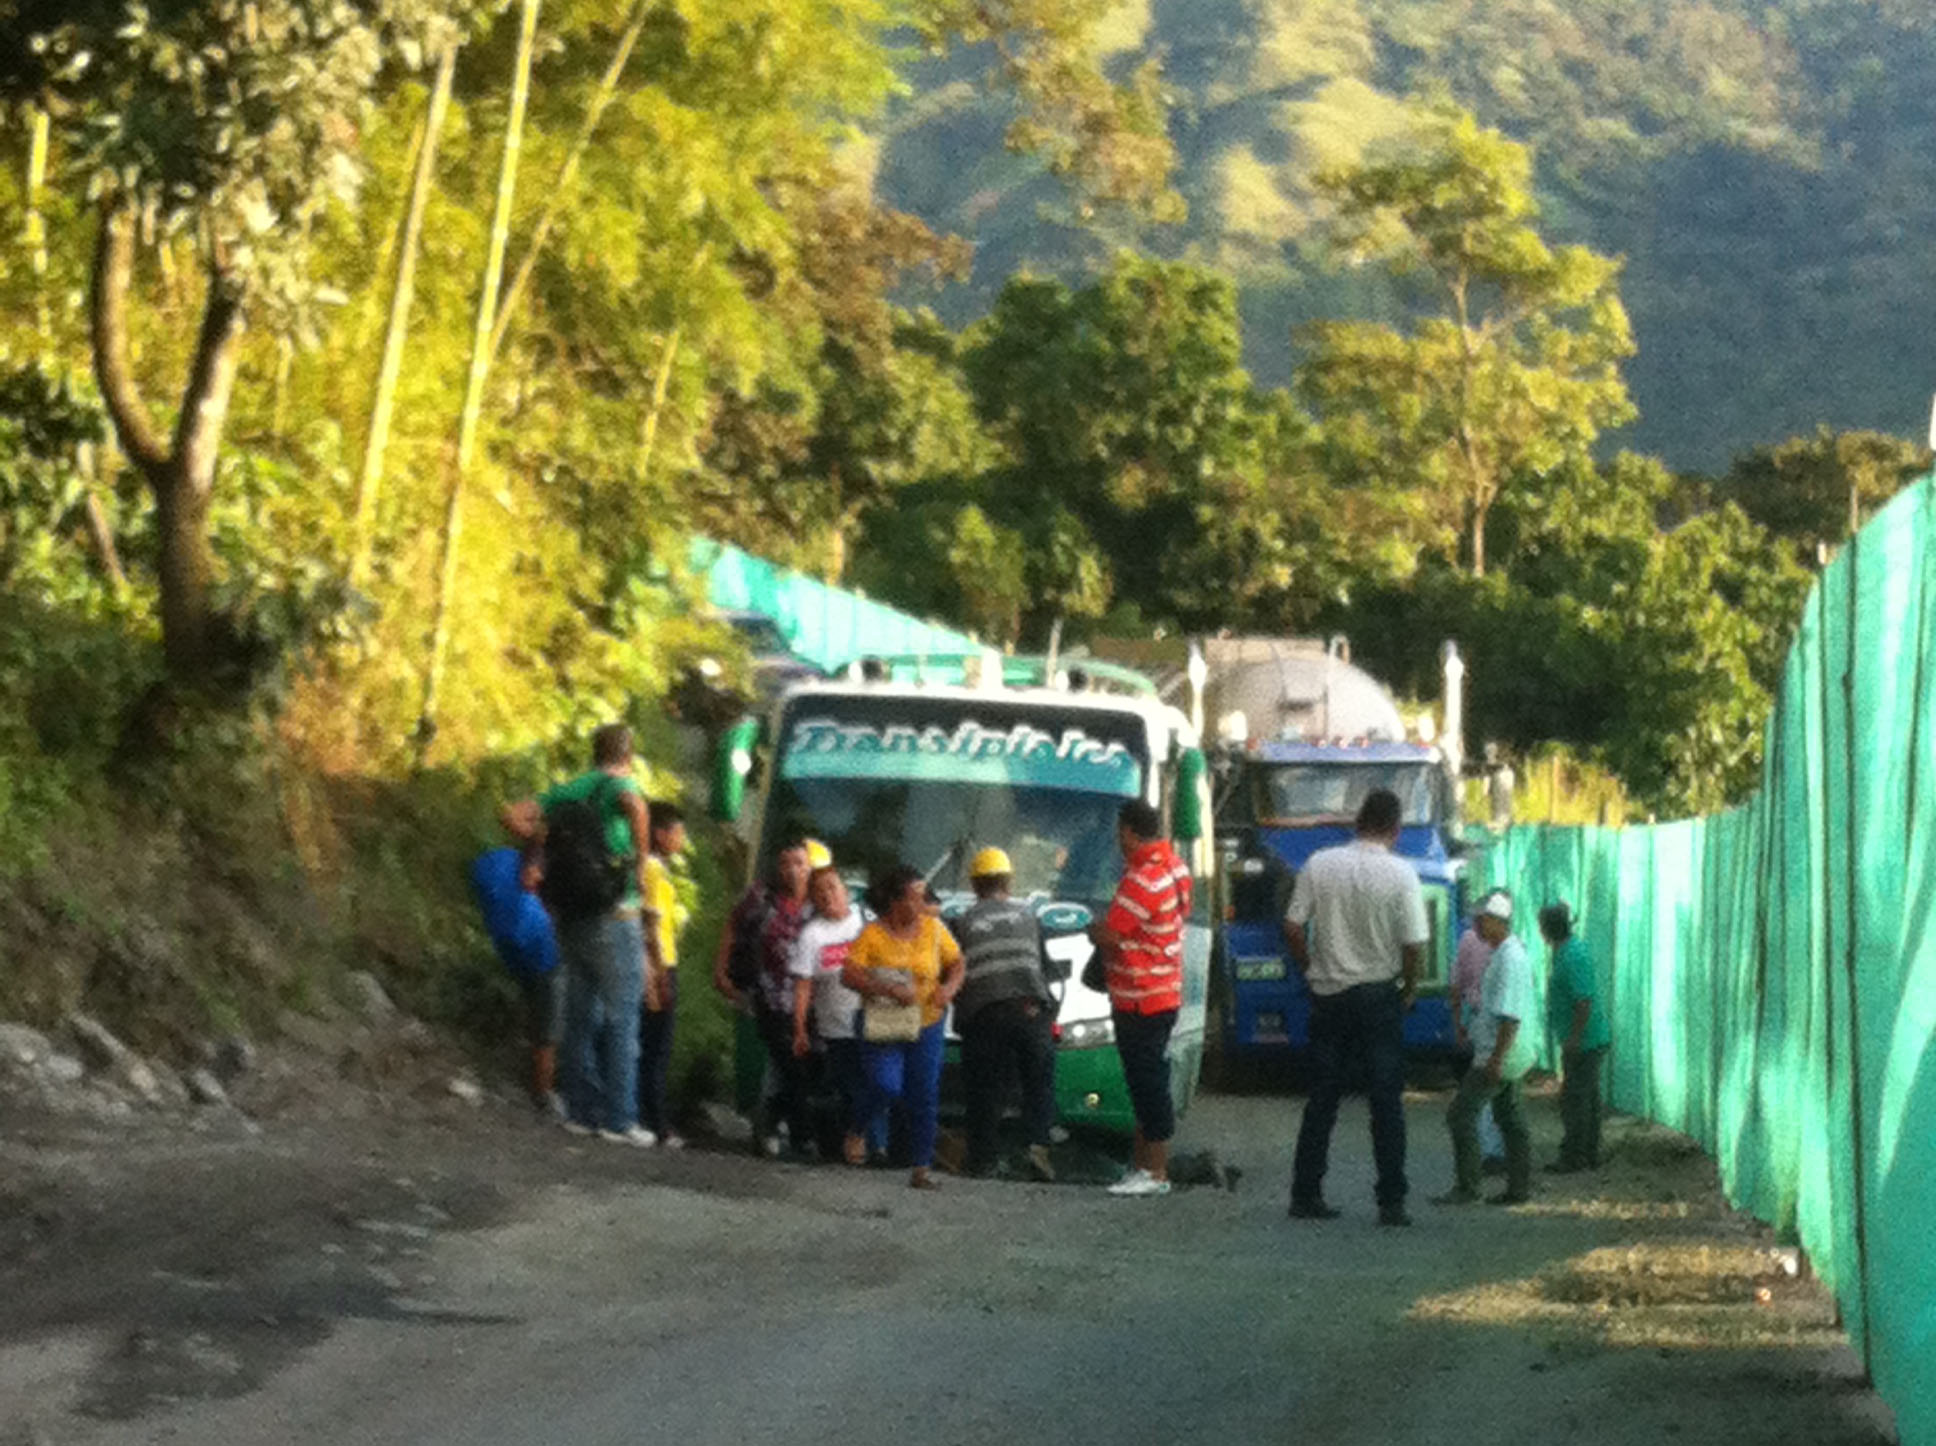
{"left": 1716, "top": 426, "right": 1932, "bottom": 567}
{"left": 0, "top": 360, "right": 105, "bottom": 588}
{"left": 876, "top": 0, "right": 1936, "bottom": 470}
{"left": 1299, "top": 109, "right": 1635, "bottom": 575}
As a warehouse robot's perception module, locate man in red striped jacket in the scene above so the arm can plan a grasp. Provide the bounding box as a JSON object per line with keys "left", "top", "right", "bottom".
{"left": 1092, "top": 799, "right": 1193, "bottom": 1197}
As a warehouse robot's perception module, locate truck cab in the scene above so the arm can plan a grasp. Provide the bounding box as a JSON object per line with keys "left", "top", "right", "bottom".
{"left": 1214, "top": 740, "right": 1466, "bottom": 1061}
{"left": 1196, "top": 635, "right": 1469, "bottom": 1065}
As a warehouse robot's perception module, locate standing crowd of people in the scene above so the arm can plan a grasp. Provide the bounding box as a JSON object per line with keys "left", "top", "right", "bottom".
{"left": 472, "top": 724, "right": 1197, "bottom": 1194}
{"left": 474, "top": 728, "right": 1607, "bottom": 1208}
{"left": 1281, "top": 787, "right": 1611, "bottom": 1225}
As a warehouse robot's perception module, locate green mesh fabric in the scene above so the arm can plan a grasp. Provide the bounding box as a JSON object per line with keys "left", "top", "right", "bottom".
{"left": 693, "top": 538, "right": 982, "bottom": 672}
{"left": 1478, "top": 475, "right": 1936, "bottom": 1446}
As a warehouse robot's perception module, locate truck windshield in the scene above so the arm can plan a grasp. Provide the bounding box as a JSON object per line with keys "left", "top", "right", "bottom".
{"left": 764, "top": 695, "right": 1151, "bottom": 906}
{"left": 1254, "top": 762, "right": 1439, "bottom": 826}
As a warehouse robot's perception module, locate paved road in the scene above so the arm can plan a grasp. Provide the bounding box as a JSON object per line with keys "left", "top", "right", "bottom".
{"left": 0, "top": 1088, "right": 1896, "bottom": 1445}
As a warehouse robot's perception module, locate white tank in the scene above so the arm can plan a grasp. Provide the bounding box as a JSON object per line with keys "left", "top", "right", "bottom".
{"left": 1201, "top": 636, "right": 1407, "bottom": 744}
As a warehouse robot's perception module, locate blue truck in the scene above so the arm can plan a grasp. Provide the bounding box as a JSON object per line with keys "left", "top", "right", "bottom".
{"left": 1202, "top": 637, "right": 1471, "bottom": 1064}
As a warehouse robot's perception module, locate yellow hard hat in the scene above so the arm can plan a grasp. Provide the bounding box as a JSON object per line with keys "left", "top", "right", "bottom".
{"left": 968, "top": 846, "right": 1013, "bottom": 879}
{"left": 804, "top": 838, "right": 834, "bottom": 869}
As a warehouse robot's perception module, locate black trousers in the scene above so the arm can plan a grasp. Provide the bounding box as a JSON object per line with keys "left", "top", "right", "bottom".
{"left": 1559, "top": 1045, "right": 1607, "bottom": 1168}
{"left": 754, "top": 998, "right": 813, "bottom": 1152}
{"left": 1113, "top": 1008, "right": 1178, "bottom": 1144}
{"left": 1292, "top": 980, "right": 1408, "bottom": 1208}
{"left": 959, "top": 997, "right": 1057, "bottom": 1171}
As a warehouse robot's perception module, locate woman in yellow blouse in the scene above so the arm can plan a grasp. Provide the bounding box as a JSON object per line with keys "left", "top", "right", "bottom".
{"left": 842, "top": 864, "right": 965, "bottom": 1188}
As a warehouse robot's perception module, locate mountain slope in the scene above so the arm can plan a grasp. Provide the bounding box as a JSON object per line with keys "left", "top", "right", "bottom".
{"left": 876, "top": 0, "right": 1936, "bottom": 469}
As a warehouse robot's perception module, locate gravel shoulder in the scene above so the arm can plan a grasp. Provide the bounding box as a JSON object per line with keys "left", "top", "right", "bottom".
{"left": 0, "top": 1078, "right": 1899, "bottom": 1446}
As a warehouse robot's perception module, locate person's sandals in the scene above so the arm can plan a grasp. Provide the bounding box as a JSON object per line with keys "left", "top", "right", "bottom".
{"left": 842, "top": 1133, "right": 867, "bottom": 1167}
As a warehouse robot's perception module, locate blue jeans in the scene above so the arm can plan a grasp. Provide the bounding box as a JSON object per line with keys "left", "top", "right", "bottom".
{"left": 1292, "top": 980, "right": 1408, "bottom": 1208}
{"left": 824, "top": 1038, "right": 886, "bottom": 1153}
{"left": 858, "top": 1021, "right": 946, "bottom": 1168}
{"left": 559, "top": 912, "right": 645, "bottom": 1133}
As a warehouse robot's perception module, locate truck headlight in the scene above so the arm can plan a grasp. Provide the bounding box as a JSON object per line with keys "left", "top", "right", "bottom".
{"left": 1062, "top": 1017, "right": 1115, "bottom": 1048}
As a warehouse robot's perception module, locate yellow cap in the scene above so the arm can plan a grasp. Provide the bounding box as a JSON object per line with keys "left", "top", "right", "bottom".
{"left": 968, "top": 846, "right": 1013, "bottom": 879}
{"left": 804, "top": 838, "right": 833, "bottom": 869}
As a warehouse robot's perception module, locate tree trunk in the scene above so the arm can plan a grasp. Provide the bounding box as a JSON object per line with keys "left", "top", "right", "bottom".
{"left": 1468, "top": 494, "right": 1488, "bottom": 578}
{"left": 90, "top": 204, "right": 244, "bottom": 686}
{"left": 353, "top": 42, "right": 459, "bottom": 588}
{"left": 417, "top": 0, "right": 541, "bottom": 760}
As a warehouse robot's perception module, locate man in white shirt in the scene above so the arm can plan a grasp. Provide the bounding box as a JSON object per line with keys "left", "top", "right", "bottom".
{"left": 1437, "top": 890, "right": 1534, "bottom": 1206}
{"left": 1282, "top": 789, "right": 1429, "bottom": 1228}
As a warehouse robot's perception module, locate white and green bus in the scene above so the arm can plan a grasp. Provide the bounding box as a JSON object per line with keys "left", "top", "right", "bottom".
{"left": 713, "top": 655, "right": 1214, "bottom": 1134}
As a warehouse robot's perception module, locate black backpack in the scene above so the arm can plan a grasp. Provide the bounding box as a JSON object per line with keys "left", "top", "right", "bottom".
{"left": 540, "top": 779, "right": 633, "bottom": 921}
{"left": 725, "top": 886, "right": 774, "bottom": 991}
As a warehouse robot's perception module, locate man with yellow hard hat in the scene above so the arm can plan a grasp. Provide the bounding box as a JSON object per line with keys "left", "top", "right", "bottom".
{"left": 955, "top": 846, "right": 1060, "bottom": 1181}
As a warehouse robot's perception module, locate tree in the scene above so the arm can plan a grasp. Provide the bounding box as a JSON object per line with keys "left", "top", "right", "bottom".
{"left": 959, "top": 255, "right": 1269, "bottom": 634}
{"left": 910, "top": 0, "right": 1180, "bottom": 219}
{"left": 1717, "top": 426, "right": 1931, "bottom": 566}
{"left": 1299, "top": 107, "right": 1635, "bottom": 577}
{"left": 0, "top": 0, "right": 460, "bottom": 688}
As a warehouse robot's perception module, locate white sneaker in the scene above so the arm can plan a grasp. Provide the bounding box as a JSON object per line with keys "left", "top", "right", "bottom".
{"left": 560, "top": 1118, "right": 595, "bottom": 1137}
{"left": 659, "top": 1133, "right": 687, "bottom": 1151}
{"left": 1110, "top": 1172, "right": 1172, "bottom": 1198}
{"left": 601, "top": 1126, "right": 659, "bottom": 1148}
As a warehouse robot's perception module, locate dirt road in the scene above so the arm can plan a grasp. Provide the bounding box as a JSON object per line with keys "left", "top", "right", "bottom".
{"left": 0, "top": 1085, "right": 1897, "bottom": 1445}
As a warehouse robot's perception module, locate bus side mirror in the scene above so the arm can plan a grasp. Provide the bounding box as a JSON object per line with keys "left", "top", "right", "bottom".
{"left": 712, "top": 716, "right": 760, "bottom": 823}
{"left": 1173, "top": 746, "right": 1208, "bottom": 842}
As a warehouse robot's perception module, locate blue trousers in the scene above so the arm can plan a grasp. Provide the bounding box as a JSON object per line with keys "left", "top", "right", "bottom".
{"left": 858, "top": 1021, "right": 946, "bottom": 1169}
{"left": 559, "top": 912, "right": 644, "bottom": 1134}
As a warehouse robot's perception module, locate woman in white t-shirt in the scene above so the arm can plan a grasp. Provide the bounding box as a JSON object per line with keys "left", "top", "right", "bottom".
{"left": 788, "top": 867, "right": 870, "bottom": 1163}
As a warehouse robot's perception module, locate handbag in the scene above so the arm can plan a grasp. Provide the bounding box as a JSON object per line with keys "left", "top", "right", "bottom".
{"left": 861, "top": 969, "right": 922, "bottom": 1043}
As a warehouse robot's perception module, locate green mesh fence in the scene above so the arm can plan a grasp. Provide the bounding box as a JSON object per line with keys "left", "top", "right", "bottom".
{"left": 1478, "top": 475, "right": 1936, "bottom": 1445}
{"left": 692, "top": 538, "right": 981, "bottom": 672}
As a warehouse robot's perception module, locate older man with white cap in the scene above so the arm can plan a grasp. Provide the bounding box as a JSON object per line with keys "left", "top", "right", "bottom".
{"left": 1437, "top": 890, "right": 1535, "bottom": 1205}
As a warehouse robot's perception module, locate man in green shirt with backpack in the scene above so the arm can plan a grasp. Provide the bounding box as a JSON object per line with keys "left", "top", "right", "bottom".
{"left": 507, "top": 723, "right": 656, "bottom": 1146}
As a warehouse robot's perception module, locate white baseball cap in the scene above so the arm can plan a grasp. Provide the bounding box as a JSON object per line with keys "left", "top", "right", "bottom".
{"left": 1479, "top": 891, "right": 1513, "bottom": 921}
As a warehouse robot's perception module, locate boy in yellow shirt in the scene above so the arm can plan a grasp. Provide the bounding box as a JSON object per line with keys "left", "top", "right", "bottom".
{"left": 639, "top": 800, "right": 689, "bottom": 1147}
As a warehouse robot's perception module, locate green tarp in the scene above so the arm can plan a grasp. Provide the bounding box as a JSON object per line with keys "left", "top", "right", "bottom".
{"left": 692, "top": 538, "right": 981, "bottom": 672}
{"left": 1479, "top": 475, "right": 1936, "bottom": 1445}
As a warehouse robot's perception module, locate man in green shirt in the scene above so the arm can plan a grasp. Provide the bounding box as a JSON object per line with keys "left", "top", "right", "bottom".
{"left": 1540, "top": 902, "right": 1609, "bottom": 1173}
{"left": 507, "top": 723, "right": 656, "bottom": 1146}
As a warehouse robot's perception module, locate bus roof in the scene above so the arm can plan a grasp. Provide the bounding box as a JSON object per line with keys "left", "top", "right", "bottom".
{"left": 771, "top": 675, "right": 1197, "bottom": 744}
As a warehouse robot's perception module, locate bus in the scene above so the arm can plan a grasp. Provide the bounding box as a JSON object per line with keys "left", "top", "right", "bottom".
{"left": 712, "top": 654, "right": 1214, "bottom": 1134}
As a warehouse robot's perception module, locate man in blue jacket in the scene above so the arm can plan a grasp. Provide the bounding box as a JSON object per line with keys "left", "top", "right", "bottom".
{"left": 471, "top": 840, "right": 561, "bottom": 1110}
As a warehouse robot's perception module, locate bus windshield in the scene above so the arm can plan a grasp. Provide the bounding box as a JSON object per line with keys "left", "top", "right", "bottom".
{"left": 763, "top": 694, "right": 1151, "bottom": 906}
{"left": 770, "top": 777, "right": 1131, "bottom": 906}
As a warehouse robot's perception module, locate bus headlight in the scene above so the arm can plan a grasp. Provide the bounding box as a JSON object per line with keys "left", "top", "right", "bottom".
{"left": 1063, "top": 1017, "right": 1115, "bottom": 1048}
